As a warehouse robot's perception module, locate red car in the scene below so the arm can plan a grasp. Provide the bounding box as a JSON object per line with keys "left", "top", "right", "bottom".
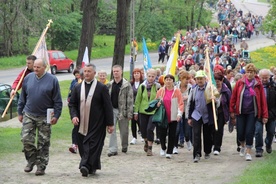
{"left": 48, "top": 50, "right": 74, "bottom": 75}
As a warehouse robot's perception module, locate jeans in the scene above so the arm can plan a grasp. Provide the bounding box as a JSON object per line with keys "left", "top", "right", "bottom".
{"left": 255, "top": 120, "right": 276, "bottom": 152}
{"left": 236, "top": 113, "right": 256, "bottom": 149}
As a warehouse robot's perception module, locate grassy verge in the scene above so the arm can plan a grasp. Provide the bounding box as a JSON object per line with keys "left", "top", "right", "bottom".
{"left": 257, "top": 0, "right": 270, "bottom": 3}
{"left": 250, "top": 45, "right": 276, "bottom": 69}
{"left": 234, "top": 152, "right": 276, "bottom": 184}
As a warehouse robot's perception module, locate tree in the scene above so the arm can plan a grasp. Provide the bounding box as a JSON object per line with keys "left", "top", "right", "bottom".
{"left": 76, "top": 0, "right": 99, "bottom": 68}
{"left": 262, "top": 0, "right": 276, "bottom": 37}
{"left": 111, "top": 0, "right": 131, "bottom": 76}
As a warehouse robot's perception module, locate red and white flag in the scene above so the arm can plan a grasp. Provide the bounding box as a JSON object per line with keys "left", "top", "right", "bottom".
{"left": 81, "top": 47, "right": 89, "bottom": 68}
{"left": 33, "top": 36, "right": 51, "bottom": 73}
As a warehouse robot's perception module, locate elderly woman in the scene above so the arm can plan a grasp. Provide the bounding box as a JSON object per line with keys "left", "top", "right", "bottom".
{"left": 213, "top": 73, "right": 232, "bottom": 155}
{"left": 156, "top": 74, "right": 184, "bottom": 159}
{"left": 230, "top": 63, "right": 268, "bottom": 161}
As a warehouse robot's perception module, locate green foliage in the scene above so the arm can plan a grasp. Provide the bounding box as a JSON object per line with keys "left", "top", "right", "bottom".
{"left": 262, "top": 0, "right": 276, "bottom": 34}
{"left": 49, "top": 12, "right": 82, "bottom": 51}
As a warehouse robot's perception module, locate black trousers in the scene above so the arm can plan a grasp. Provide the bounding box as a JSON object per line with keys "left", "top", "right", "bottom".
{"left": 192, "top": 118, "right": 213, "bottom": 158}
{"left": 139, "top": 114, "right": 155, "bottom": 141}
{"left": 212, "top": 112, "right": 225, "bottom": 152}
{"left": 159, "top": 121, "right": 177, "bottom": 154}
{"left": 131, "top": 118, "right": 140, "bottom": 139}
{"left": 72, "top": 125, "right": 78, "bottom": 144}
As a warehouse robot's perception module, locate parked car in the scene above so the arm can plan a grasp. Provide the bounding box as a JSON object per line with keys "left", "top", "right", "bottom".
{"left": 0, "top": 83, "right": 19, "bottom": 120}
{"left": 48, "top": 50, "right": 74, "bottom": 75}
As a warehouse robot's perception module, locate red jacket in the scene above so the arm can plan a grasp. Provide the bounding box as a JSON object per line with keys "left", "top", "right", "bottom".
{"left": 230, "top": 75, "right": 268, "bottom": 119}
{"left": 11, "top": 68, "right": 33, "bottom": 90}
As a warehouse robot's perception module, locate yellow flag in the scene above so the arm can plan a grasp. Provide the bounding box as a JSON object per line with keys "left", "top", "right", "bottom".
{"left": 165, "top": 35, "right": 180, "bottom": 76}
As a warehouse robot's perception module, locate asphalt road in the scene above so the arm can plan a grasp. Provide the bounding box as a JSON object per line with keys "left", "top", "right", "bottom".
{"left": 0, "top": 0, "right": 273, "bottom": 86}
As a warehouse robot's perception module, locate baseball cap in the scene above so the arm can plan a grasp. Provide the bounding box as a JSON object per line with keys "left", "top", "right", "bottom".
{"left": 195, "top": 70, "right": 206, "bottom": 78}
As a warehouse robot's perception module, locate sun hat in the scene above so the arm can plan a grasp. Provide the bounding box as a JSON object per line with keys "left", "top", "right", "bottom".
{"left": 195, "top": 70, "right": 206, "bottom": 78}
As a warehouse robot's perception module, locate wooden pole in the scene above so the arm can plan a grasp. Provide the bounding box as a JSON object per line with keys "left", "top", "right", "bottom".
{"left": 205, "top": 48, "right": 218, "bottom": 131}
{"left": 1, "top": 19, "right": 53, "bottom": 118}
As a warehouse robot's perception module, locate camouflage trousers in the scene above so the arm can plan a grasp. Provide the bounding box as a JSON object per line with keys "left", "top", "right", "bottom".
{"left": 21, "top": 113, "right": 52, "bottom": 170}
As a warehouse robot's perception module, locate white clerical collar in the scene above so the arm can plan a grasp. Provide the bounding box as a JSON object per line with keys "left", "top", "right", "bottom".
{"left": 85, "top": 79, "right": 94, "bottom": 84}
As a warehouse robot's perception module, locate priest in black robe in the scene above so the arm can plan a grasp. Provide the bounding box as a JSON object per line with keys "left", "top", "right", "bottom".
{"left": 69, "top": 63, "right": 114, "bottom": 177}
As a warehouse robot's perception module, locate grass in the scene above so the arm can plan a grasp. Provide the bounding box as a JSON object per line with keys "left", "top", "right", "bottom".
{"left": 257, "top": 0, "right": 270, "bottom": 3}
{"left": 234, "top": 152, "right": 276, "bottom": 184}
{"left": 250, "top": 45, "right": 276, "bottom": 69}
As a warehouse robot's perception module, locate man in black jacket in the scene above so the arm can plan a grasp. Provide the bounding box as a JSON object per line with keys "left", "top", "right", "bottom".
{"left": 255, "top": 69, "right": 276, "bottom": 157}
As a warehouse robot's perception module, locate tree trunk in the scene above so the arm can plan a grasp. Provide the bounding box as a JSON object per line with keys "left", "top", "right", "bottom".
{"left": 196, "top": 0, "right": 205, "bottom": 28}
{"left": 111, "top": 0, "right": 131, "bottom": 78}
{"left": 76, "top": 0, "right": 99, "bottom": 68}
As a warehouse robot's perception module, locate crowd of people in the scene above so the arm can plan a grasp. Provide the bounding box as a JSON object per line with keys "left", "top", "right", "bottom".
{"left": 9, "top": 0, "right": 276, "bottom": 179}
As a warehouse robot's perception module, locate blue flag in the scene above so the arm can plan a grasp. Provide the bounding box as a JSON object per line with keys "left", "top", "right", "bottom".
{"left": 142, "top": 37, "right": 152, "bottom": 75}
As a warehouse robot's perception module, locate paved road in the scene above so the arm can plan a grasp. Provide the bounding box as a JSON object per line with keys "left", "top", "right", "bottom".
{"left": 0, "top": 0, "right": 274, "bottom": 86}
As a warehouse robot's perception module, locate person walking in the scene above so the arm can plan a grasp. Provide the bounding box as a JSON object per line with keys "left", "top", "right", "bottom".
{"left": 69, "top": 63, "right": 114, "bottom": 177}
{"left": 213, "top": 73, "right": 232, "bottom": 155}
{"left": 10, "top": 55, "right": 37, "bottom": 97}
{"left": 18, "top": 58, "right": 63, "bottom": 175}
{"left": 156, "top": 74, "right": 184, "bottom": 159}
{"left": 186, "top": 70, "right": 216, "bottom": 163}
{"left": 134, "top": 69, "right": 160, "bottom": 156}
{"left": 254, "top": 69, "right": 276, "bottom": 157}
{"left": 230, "top": 64, "right": 268, "bottom": 161}
{"left": 130, "top": 68, "right": 144, "bottom": 145}
{"left": 107, "top": 65, "right": 133, "bottom": 157}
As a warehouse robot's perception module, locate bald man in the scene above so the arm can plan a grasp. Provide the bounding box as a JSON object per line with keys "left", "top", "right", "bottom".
{"left": 18, "top": 58, "right": 63, "bottom": 176}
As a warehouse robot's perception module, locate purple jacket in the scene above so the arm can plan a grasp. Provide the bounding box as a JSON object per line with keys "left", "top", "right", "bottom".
{"left": 219, "top": 83, "right": 232, "bottom": 122}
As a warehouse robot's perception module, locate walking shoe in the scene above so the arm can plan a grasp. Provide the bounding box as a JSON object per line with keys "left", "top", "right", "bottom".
{"left": 130, "top": 138, "right": 137, "bottom": 145}
{"left": 193, "top": 154, "right": 200, "bottom": 163}
{"left": 266, "top": 146, "right": 272, "bottom": 154}
{"left": 160, "top": 149, "right": 166, "bottom": 156}
{"left": 122, "top": 148, "right": 128, "bottom": 153}
{"left": 80, "top": 166, "right": 89, "bottom": 177}
{"left": 35, "top": 169, "right": 45, "bottom": 176}
{"left": 245, "top": 153, "right": 252, "bottom": 161}
{"left": 239, "top": 147, "right": 245, "bottom": 157}
{"left": 24, "top": 163, "right": 34, "bottom": 173}
{"left": 141, "top": 138, "right": 144, "bottom": 142}
{"left": 173, "top": 147, "right": 178, "bottom": 154}
{"left": 154, "top": 139, "right": 160, "bottom": 144}
{"left": 144, "top": 143, "right": 148, "bottom": 152}
{"left": 237, "top": 146, "right": 241, "bottom": 152}
{"left": 178, "top": 143, "right": 184, "bottom": 148}
{"left": 204, "top": 154, "right": 210, "bottom": 159}
{"left": 186, "top": 141, "right": 192, "bottom": 151}
{"left": 166, "top": 154, "right": 172, "bottom": 159}
{"left": 107, "top": 152, "right": 118, "bottom": 157}
{"left": 147, "top": 149, "right": 153, "bottom": 156}
{"left": 69, "top": 144, "right": 78, "bottom": 154}
{"left": 213, "top": 150, "right": 220, "bottom": 155}
{"left": 255, "top": 151, "right": 263, "bottom": 157}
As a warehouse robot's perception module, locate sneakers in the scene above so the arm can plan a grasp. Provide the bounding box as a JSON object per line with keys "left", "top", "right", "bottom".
{"left": 154, "top": 139, "right": 160, "bottom": 144}
{"left": 186, "top": 141, "right": 192, "bottom": 151}
{"left": 255, "top": 151, "right": 263, "bottom": 157}
{"left": 166, "top": 154, "right": 172, "bottom": 159}
{"left": 107, "top": 152, "right": 118, "bottom": 157}
{"left": 204, "top": 154, "right": 210, "bottom": 159}
{"left": 130, "top": 138, "right": 137, "bottom": 145}
{"left": 24, "top": 163, "right": 34, "bottom": 173}
{"left": 141, "top": 138, "right": 144, "bottom": 143}
{"left": 173, "top": 147, "right": 178, "bottom": 154}
{"left": 213, "top": 150, "right": 220, "bottom": 155}
{"left": 245, "top": 153, "right": 252, "bottom": 161}
{"left": 239, "top": 147, "right": 245, "bottom": 157}
{"left": 160, "top": 149, "right": 166, "bottom": 156}
{"left": 266, "top": 146, "right": 272, "bottom": 154}
{"left": 194, "top": 154, "right": 200, "bottom": 163}
{"left": 69, "top": 144, "right": 78, "bottom": 154}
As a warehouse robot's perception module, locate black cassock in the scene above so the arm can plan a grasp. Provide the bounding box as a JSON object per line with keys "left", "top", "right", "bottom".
{"left": 69, "top": 81, "right": 113, "bottom": 173}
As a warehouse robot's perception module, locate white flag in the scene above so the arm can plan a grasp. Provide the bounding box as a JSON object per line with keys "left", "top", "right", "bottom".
{"left": 81, "top": 47, "right": 89, "bottom": 68}
{"left": 33, "top": 36, "right": 51, "bottom": 73}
